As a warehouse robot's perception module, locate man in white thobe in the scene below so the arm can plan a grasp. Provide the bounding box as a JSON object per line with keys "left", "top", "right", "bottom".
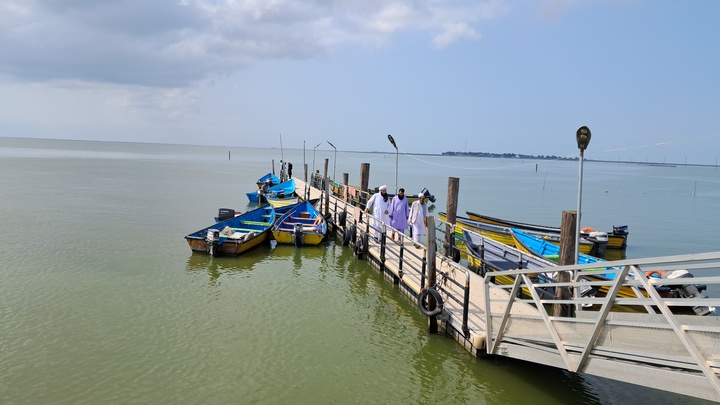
{"left": 408, "top": 194, "right": 429, "bottom": 247}
{"left": 364, "top": 185, "right": 391, "bottom": 240}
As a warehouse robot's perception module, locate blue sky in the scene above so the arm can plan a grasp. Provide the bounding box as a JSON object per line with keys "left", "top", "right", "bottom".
{"left": 1, "top": 0, "right": 718, "bottom": 164}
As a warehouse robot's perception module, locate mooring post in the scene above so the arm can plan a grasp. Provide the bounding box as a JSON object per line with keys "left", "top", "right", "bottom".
{"left": 359, "top": 163, "right": 370, "bottom": 210}
{"left": 555, "top": 210, "right": 577, "bottom": 317}
{"left": 323, "top": 158, "right": 330, "bottom": 217}
{"left": 426, "top": 216, "right": 438, "bottom": 333}
{"left": 272, "top": 159, "right": 275, "bottom": 176}
{"left": 342, "top": 172, "right": 349, "bottom": 202}
{"left": 444, "top": 177, "right": 459, "bottom": 259}
{"left": 462, "top": 270, "right": 470, "bottom": 338}
{"left": 304, "top": 163, "right": 309, "bottom": 200}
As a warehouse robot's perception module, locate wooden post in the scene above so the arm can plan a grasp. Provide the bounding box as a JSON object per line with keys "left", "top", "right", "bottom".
{"left": 554, "top": 210, "right": 577, "bottom": 317}
{"left": 342, "top": 172, "right": 349, "bottom": 202}
{"left": 359, "top": 163, "right": 370, "bottom": 209}
{"left": 323, "top": 158, "right": 330, "bottom": 217}
{"left": 272, "top": 159, "right": 276, "bottom": 175}
{"left": 304, "top": 163, "right": 309, "bottom": 200}
{"left": 426, "top": 216, "right": 438, "bottom": 333}
{"left": 444, "top": 177, "right": 459, "bottom": 258}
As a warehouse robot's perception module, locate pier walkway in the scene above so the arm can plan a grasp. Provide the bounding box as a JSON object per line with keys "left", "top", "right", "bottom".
{"left": 294, "top": 178, "right": 720, "bottom": 402}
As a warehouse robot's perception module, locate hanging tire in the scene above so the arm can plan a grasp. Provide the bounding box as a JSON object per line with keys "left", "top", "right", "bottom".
{"left": 452, "top": 247, "right": 461, "bottom": 263}
{"left": 342, "top": 225, "right": 355, "bottom": 246}
{"left": 338, "top": 211, "right": 347, "bottom": 227}
{"left": 418, "top": 288, "right": 444, "bottom": 317}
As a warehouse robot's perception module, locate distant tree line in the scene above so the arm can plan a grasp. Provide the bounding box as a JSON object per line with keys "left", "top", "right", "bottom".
{"left": 442, "top": 151, "right": 574, "bottom": 160}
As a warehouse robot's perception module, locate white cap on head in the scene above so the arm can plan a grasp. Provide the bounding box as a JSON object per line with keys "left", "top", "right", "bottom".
{"left": 379, "top": 185, "right": 387, "bottom": 191}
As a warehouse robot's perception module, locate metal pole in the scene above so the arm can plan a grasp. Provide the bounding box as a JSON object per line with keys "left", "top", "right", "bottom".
{"left": 388, "top": 135, "right": 398, "bottom": 193}
{"left": 574, "top": 149, "right": 584, "bottom": 265}
{"left": 327, "top": 141, "right": 337, "bottom": 181}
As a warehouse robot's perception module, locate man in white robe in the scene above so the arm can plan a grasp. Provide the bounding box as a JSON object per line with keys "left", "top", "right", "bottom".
{"left": 364, "top": 185, "right": 391, "bottom": 240}
{"left": 408, "top": 194, "right": 429, "bottom": 247}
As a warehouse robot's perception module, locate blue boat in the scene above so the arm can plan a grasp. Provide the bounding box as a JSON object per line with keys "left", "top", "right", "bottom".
{"left": 247, "top": 179, "right": 296, "bottom": 203}
{"left": 256, "top": 173, "right": 280, "bottom": 189}
{"left": 510, "top": 228, "right": 714, "bottom": 314}
{"left": 185, "top": 205, "right": 275, "bottom": 257}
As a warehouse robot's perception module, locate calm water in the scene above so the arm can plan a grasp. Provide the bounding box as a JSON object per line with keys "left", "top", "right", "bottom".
{"left": 1, "top": 137, "right": 717, "bottom": 404}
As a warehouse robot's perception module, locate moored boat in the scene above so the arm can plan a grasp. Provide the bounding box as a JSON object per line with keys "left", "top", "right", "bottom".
{"left": 185, "top": 205, "right": 275, "bottom": 257}
{"left": 272, "top": 201, "right": 326, "bottom": 245}
{"left": 246, "top": 179, "right": 296, "bottom": 203}
{"left": 266, "top": 192, "right": 299, "bottom": 208}
{"left": 466, "top": 210, "right": 628, "bottom": 249}
{"left": 510, "top": 228, "right": 715, "bottom": 315}
{"left": 438, "top": 212, "right": 604, "bottom": 256}
{"left": 256, "top": 172, "right": 281, "bottom": 189}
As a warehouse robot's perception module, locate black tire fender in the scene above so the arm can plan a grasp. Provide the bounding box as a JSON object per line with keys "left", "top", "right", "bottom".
{"left": 342, "top": 224, "right": 355, "bottom": 246}
{"left": 418, "top": 287, "right": 444, "bottom": 317}
{"left": 338, "top": 211, "right": 347, "bottom": 227}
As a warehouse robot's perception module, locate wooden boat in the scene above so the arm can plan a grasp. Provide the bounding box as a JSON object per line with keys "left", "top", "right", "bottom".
{"left": 185, "top": 205, "right": 275, "bottom": 257}
{"left": 272, "top": 201, "right": 327, "bottom": 245}
{"left": 246, "top": 179, "right": 296, "bottom": 203}
{"left": 438, "top": 212, "right": 602, "bottom": 256}
{"left": 466, "top": 211, "right": 628, "bottom": 249}
{"left": 266, "top": 193, "right": 299, "bottom": 208}
{"left": 509, "top": 228, "right": 715, "bottom": 315}
{"left": 214, "top": 198, "right": 320, "bottom": 222}
{"left": 256, "top": 172, "right": 280, "bottom": 189}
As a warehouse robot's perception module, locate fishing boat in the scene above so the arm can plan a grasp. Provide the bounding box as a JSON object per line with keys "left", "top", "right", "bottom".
{"left": 272, "top": 201, "right": 327, "bottom": 245}
{"left": 256, "top": 172, "right": 281, "bottom": 189}
{"left": 185, "top": 205, "right": 275, "bottom": 257}
{"left": 266, "top": 192, "right": 299, "bottom": 208}
{"left": 509, "top": 228, "right": 715, "bottom": 315}
{"left": 438, "top": 212, "right": 604, "bottom": 256}
{"left": 246, "top": 179, "right": 296, "bottom": 203}
{"left": 466, "top": 210, "right": 628, "bottom": 249}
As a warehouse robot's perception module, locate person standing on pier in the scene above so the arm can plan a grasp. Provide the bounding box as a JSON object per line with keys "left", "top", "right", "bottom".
{"left": 365, "top": 185, "right": 391, "bottom": 240}
{"left": 408, "top": 193, "right": 429, "bottom": 248}
{"left": 287, "top": 162, "right": 293, "bottom": 179}
{"left": 389, "top": 188, "right": 409, "bottom": 241}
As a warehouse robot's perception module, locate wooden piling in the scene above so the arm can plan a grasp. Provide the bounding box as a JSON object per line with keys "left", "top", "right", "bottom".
{"left": 323, "top": 158, "right": 330, "bottom": 217}
{"left": 360, "top": 163, "right": 370, "bottom": 209}
{"left": 426, "top": 216, "right": 438, "bottom": 333}
{"left": 272, "top": 159, "right": 275, "bottom": 175}
{"left": 444, "top": 177, "right": 459, "bottom": 258}
{"left": 342, "top": 172, "right": 349, "bottom": 202}
{"left": 554, "top": 210, "right": 577, "bottom": 317}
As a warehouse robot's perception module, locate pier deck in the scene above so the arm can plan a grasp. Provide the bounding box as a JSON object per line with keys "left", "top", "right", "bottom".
{"left": 293, "top": 178, "right": 720, "bottom": 402}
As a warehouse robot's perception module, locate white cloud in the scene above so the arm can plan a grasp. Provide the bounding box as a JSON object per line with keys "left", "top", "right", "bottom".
{"left": 432, "top": 22, "right": 480, "bottom": 48}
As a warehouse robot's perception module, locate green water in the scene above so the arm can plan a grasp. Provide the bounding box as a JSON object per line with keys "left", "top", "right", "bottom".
{"left": 0, "top": 138, "right": 714, "bottom": 404}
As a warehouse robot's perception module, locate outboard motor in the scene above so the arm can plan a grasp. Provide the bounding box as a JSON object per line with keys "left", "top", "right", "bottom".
{"left": 217, "top": 208, "right": 235, "bottom": 222}
{"left": 665, "top": 270, "right": 716, "bottom": 316}
{"left": 292, "top": 223, "right": 304, "bottom": 246}
{"left": 206, "top": 229, "right": 220, "bottom": 257}
{"left": 585, "top": 231, "right": 608, "bottom": 259}
{"left": 277, "top": 191, "right": 286, "bottom": 198}
{"left": 613, "top": 225, "right": 629, "bottom": 236}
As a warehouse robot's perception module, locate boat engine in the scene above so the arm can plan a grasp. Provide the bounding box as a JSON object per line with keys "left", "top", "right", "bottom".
{"left": 584, "top": 231, "right": 608, "bottom": 259}
{"left": 292, "top": 223, "right": 304, "bottom": 246}
{"left": 665, "top": 270, "right": 716, "bottom": 316}
{"left": 217, "top": 208, "right": 235, "bottom": 222}
{"left": 206, "top": 229, "right": 220, "bottom": 257}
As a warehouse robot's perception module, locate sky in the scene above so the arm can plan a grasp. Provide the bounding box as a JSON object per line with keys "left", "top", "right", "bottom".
{"left": 1, "top": 0, "right": 719, "bottom": 165}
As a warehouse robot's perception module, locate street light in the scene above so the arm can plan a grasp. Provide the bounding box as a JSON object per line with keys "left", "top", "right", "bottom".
{"left": 312, "top": 142, "right": 322, "bottom": 187}
{"left": 327, "top": 141, "right": 337, "bottom": 181}
{"left": 387, "top": 134, "right": 398, "bottom": 193}
{"left": 574, "top": 126, "right": 592, "bottom": 265}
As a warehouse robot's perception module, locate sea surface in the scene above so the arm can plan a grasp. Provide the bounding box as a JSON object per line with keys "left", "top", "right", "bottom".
{"left": 1, "top": 137, "right": 718, "bottom": 404}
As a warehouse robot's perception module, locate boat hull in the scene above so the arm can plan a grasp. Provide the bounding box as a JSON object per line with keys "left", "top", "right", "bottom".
{"left": 271, "top": 201, "right": 326, "bottom": 246}
{"left": 466, "top": 211, "right": 628, "bottom": 249}
{"left": 185, "top": 205, "right": 275, "bottom": 257}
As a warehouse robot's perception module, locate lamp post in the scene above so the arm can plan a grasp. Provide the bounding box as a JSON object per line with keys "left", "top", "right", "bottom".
{"left": 327, "top": 141, "right": 337, "bottom": 181}
{"left": 387, "top": 134, "right": 398, "bottom": 193}
{"left": 574, "top": 126, "right": 592, "bottom": 265}
{"left": 312, "top": 142, "right": 322, "bottom": 187}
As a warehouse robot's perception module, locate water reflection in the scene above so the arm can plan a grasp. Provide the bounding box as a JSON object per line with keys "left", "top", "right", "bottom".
{"left": 185, "top": 248, "right": 270, "bottom": 281}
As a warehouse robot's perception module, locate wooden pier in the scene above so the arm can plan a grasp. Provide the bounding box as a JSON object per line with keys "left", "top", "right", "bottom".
{"left": 294, "top": 175, "right": 720, "bottom": 402}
